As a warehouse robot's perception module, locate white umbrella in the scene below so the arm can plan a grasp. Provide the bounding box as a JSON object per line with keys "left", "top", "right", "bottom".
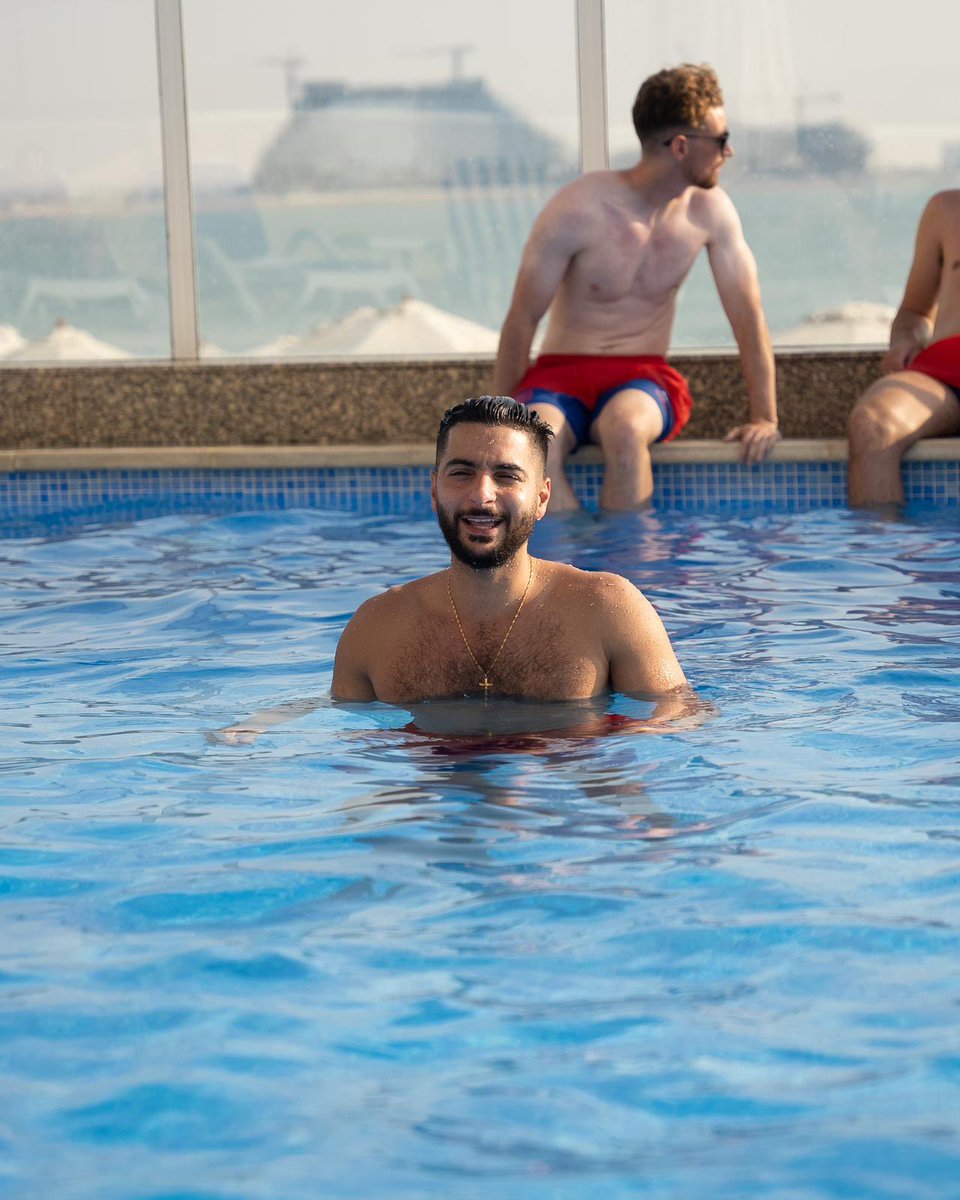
{"left": 5, "top": 320, "right": 132, "bottom": 362}
{"left": 275, "top": 296, "right": 500, "bottom": 356}
{"left": 249, "top": 333, "right": 303, "bottom": 358}
{"left": 776, "top": 301, "right": 895, "bottom": 346}
{"left": 0, "top": 325, "right": 26, "bottom": 358}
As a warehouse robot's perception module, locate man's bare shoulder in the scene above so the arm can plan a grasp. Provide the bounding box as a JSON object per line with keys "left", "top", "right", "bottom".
{"left": 544, "top": 561, "right": 645, "bottom": 608}
{"left": 928, "top": 189, "right": 960, "bottom": 209}
{"left": 554, "top": 168, "right": 628, "bottom": 202}
{"left": 688, "top": 184, "right": 740, "bottom": 231}
{"left": 535, "top": 170, "right": 622, "bottom": 226}
{"left": 924, "top": 190, "right": 960, "bottom": 229}
{"left": 344, "top": 574, "right": 441, "bottom": 636}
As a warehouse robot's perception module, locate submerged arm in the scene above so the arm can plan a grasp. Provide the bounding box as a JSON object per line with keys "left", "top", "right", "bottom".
{"left": 616, "top": 686, "right": 716, "bottom": 733}
{"left": 214, "top": 696, "right": 325, "bottom": 745}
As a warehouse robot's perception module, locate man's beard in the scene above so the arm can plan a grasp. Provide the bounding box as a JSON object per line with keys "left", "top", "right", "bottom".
{"left": 684, "top": 162, "right": 720, "bottom": 190}
{"left": 436, "top": 503, "right": 538, "bottom": 569}
{"left": 691, "top": 168, "right": 718, "bottom": 190}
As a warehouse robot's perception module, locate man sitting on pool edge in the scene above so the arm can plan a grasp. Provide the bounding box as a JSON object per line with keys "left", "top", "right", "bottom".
{"left": 331, "top": 396, "right": 687, "bottom": 706}
{"left": 493, "top": 63, "right": 779, "bottom": 512}
{"left": 848, "top": 189, "right": 960, "bottom": 506}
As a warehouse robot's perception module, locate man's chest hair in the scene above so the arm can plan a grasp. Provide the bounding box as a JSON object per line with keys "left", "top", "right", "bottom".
{"left": 383, "top": 613, "right": 600, "bottom": 701}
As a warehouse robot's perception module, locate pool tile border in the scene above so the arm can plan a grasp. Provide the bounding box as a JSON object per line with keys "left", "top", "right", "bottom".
{"left": 1, "top": 439, "right": 959, "bottom": 523}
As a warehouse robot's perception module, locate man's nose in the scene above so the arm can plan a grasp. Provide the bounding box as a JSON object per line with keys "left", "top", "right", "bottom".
{"left": 724, "top": 141, "right": 734, "bottom": 159}
{"left": 470, "top": 473, "right": 497, "bottom": 504}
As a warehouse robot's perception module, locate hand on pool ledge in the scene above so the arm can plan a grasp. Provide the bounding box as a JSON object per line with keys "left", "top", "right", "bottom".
{"left": 723, "top": 419, "right": 781, "bottom": 464}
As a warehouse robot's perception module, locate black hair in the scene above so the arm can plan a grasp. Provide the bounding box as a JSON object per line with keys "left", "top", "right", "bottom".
{"left": 435, "top": 396, "right": 553, "bottom": 470}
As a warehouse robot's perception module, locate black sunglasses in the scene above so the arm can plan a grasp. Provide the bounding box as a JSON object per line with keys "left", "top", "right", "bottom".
{"left": 662, "top": 131, "right": 730, "bottom": 151}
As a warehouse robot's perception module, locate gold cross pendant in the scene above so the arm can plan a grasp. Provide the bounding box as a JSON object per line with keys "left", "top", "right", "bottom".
{"left": 480, "top": 676, "right": 493, "bottom": 698}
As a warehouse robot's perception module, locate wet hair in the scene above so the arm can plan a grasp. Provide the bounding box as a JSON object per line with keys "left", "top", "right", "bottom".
{"left": 632, "top": 63, "right": 723, "bottom": 145}
{"left": 436, "top": 396, "right": 553, "bottom": 471}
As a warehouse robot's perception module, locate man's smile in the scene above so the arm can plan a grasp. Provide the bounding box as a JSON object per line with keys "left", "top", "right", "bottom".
{"left": 460, "top": 512, "right": 504, "bottom": 537}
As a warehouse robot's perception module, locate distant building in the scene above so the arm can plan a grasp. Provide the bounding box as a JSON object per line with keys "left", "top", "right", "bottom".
{"left": 796, "top": 123, "right": 872, "bottom": 176}
{"left": 735, "top": 127, "right": 801, "bottom": 175}
{"left": 254, "top": 77, "right": 571, "bottom": 193}
{"left": 734, "top": 121, "right": 871, "bottom": 177}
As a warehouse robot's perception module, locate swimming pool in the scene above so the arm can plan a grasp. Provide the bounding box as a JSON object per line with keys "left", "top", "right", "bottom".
{"left": 2, "top": 501, "right": 959, "bottom": 1198}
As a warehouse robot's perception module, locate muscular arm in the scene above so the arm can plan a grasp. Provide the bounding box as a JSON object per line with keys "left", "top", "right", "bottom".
{"left": 884, "top": 194, "right": 945, "bottom": 372}
{"left": 599, "top": 574, "right": 687, "bottom": 694}
{"left": 706, "top": 196, "right": 780, "bottom": 462}
{"left": 331, "top": 600, "right": 379, "bottom": 701}
{"left": 493, "top": 193, "right": 589, "bottom": 395}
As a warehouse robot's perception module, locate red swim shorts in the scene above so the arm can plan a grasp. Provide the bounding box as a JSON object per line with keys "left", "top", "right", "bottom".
{"left": 910, "top": 335, "right": 960, "bottom": 393}
{"left": 513, "top": 353, "right": 693, "bottom": 447}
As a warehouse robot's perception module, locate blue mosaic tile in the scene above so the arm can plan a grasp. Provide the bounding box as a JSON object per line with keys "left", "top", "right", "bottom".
{"left": 0, "top": 459, "right": 958, "bottom": 528}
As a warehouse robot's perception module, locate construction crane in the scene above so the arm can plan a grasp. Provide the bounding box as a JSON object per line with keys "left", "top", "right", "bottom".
{"left": 403, "top": 43, "right": 476, "bottom": 82}
{"left": 262, "top": 53, "right": 307, "bottom": 109}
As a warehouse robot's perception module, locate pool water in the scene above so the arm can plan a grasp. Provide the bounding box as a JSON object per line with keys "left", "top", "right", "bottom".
{"left": 2, "top": 504, "right": 959, "bottom": 1199}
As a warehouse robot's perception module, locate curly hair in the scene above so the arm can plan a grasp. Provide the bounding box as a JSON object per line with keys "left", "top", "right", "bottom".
{"left": 632, "top": 64, "right": 723, "bottom": 144}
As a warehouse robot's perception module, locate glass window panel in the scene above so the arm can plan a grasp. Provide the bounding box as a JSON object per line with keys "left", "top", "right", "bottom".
{"left": 182, "top": 0, "right": 578, "bottom": 357}
{"left": 604, "top": 0, "right": 960, "bottom": 349}
{"left": 0, "top": 0, "right": 170, "bottom": 362}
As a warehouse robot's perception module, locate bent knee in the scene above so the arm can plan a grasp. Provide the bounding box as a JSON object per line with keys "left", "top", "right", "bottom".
{"left": 527, "top": 405, "right": 577, "bottom": 458}
{"left": 848, "top": 387, "right": 920, "bottom": 455}
{"left": 594, "top": 407, "right": 661, "bottom": 453}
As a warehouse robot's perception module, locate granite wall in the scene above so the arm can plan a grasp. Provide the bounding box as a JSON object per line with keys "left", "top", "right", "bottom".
{"left": 0, "top": 351, "right": 883, "bottom": 449}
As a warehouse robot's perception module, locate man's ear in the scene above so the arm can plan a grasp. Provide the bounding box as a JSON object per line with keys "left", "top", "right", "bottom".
{"left": 537, "top": 475, "right": 551, "bottom": 518}
{"left": 429, "top": 468, "right": 438, "bottom": 514}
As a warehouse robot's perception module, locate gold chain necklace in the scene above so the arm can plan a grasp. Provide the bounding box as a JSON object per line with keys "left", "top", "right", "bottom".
{"left": 447, "top": 559, "right": 535, "bottom": 697}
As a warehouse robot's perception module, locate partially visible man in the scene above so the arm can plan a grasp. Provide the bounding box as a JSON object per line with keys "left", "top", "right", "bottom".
{"left": 493, "top": 63, "right": 779, "bottom": 512}
{"left": 332, "top": 396, "right": 689, "bottom": 704}
{"left": 848, "top": 190, "right": 960, "bottom": 506}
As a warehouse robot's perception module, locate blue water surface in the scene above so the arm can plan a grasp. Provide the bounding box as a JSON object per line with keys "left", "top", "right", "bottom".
{"left": 1, "top": 504, "right": 959, "bottom": 1199}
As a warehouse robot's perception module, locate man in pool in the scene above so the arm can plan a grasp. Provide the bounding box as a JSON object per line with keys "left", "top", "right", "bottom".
{"left": 331, "top": 396, "right": 689, "bottom": 705}
{"left": 847, "top": 189, "right": 960, "bottom": 506}
{"left": 492, "top": 63, "right": 779, "bottom": 511}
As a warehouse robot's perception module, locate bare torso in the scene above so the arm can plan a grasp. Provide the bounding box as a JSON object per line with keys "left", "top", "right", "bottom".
{"left": 931, "top": 191, "right": 960, "bottom": 342}
{"left": 364, "top": 565, "right": 611, "bottom": 703}
{"left": 539, "top": 169, "right": 721, "bottom": 357}
{"left": 335, "top": 559, "right": 682, "bottom": 704}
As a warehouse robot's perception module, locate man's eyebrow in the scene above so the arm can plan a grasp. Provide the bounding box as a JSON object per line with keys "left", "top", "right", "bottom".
{"left": 443, "top": 457, "right": 528, "bottom": 474}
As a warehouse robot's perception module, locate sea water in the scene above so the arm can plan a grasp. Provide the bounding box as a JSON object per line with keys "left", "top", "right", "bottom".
{"left": 1, "top": 504, "right": 959, "bottom": 1198}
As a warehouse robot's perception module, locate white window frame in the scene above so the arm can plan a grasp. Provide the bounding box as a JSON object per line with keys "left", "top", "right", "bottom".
{"left": 153, "top": 0, "right": 607, "bottom": 360}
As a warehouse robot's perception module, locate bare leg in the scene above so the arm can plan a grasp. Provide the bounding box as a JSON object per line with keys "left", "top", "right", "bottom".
{"left": 848, "top": 371, "right": 960, "bottom": 506}
{"left": 527, "top": 401, "right": 580, "bottom": 512}
{"left": 590, "top": 388, "right": 665, "bottom": 510}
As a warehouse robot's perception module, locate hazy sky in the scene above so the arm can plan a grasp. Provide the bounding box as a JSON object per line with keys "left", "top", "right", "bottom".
{"left": 2, "top": 0, "right": 959, "bottom": 189}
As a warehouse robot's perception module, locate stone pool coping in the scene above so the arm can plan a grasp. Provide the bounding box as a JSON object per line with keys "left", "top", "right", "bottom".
{"left": 0, "top": 349, "right": 885, "bottom": 448}
{"left": 1, "top": 438, "right": 958, "bottom": 473}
